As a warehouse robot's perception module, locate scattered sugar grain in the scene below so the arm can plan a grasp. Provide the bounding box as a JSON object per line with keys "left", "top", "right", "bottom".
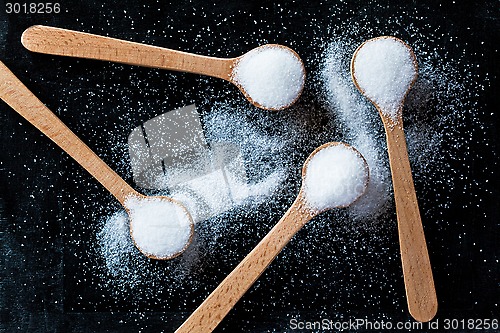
{"left": 352, "top": 37, "right": 417, "bottom": 120}
{"left": 320, "top": 42, "right": 393, "bottom": 220}
{"left": 156, "top": 157, "right": 286, "bottom": 224}
{"left": 232, "top": 45, "right": 305, "bottom": 110}
{"left": 125, "top": 196, "right": 192, "bottom": 259}
{"left": 97, "top": 210, "right": 135, "bottom": 275}
{"left": 304, "top": 144, "right": 369, "bottom": 211}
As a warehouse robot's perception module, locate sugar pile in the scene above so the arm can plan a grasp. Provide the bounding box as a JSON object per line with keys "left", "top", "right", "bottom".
{"left": 303, "top": 143, "right": 369, "bottom": 211}
{"left": 232, "top": 45, "right": 305, "bottom": 110}
{"left": 125, "top": 196, "right": 193, "bottom": 259}
{"left": 351, "top": 37, "right": 417, "bottom": 120}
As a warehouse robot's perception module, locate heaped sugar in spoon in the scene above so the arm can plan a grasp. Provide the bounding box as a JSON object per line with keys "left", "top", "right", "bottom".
{"left": 21, "top": 25, "right": 305, "bottom": 111}
{"left": 176, "top": 142, "right": 369, "bottom": 333}
{"left": 0, "top": 61, "right": 194, "bottom": 260}
{"left": 351, "top": 36, "right": 438, "bottom": 322}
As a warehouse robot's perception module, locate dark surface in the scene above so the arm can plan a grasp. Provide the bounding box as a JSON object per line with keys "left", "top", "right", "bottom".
{"left": 1, "top": 1, "right": 498, "bottom": 332}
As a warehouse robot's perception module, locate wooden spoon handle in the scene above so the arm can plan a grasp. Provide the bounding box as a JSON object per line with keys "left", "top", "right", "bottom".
{"left": 0, "top": 61, "right": 138, "bottom": 205}
{"left": 384, "top": 122, "right": 438, "bottom": 322}
{"left": 175, "top": 197, "right": 313, "bottom": 333}
{"left": 21, "top": 25, "right": 233, "bottom": 80}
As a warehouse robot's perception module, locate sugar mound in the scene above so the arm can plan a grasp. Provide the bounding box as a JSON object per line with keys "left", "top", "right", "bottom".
{"left": 304, "top": 144, "right": 369, "bottom": 211}
{"left": 125, "top": 196, "right": 192, "bottom": 259}
{"left": 232, "top": 45, "right": 305, "bottom": 110}
{"left": 352, "top": 37, "right": 417, "bottom": 120}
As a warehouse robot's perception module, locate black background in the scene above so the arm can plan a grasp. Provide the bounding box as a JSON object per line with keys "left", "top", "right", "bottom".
{"left": 1, "top": 1, "right": 498, "bottom": 332}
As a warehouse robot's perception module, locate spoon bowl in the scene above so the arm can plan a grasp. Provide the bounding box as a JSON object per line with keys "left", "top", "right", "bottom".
{"left": 176, "top": 142, "right": 369, "bottom": 333}
{"left": 230, "top": 44, "right": 305, "bottom": 110}
{"left": 351, "top": 36, "right": 418, "bottom": 124}
{"left": 301, "top": 141, "right": 369, "bottom": 212}
{"left": 351, "top": 36, "right": 438, "bottom": 322}
{"left": 0, "top": 60, "right": 194, "bottom": 260}
{"left": 125, "top": 194, "right": 194, "bottom": 260}
{"left": 21, "top": 25, "right": 305, "bottom": 111}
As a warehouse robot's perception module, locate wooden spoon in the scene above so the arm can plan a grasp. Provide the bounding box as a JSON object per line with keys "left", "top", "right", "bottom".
{"left": 0, "top": 60, "right": 194, "bottom": 260}
{"left": 175, "top": 142, "right": 369, "bottom": 333}
{"left": 351, "top": 36, "right": 438, "bottom": 322}
{"left": 21, "top": 25, "right": 305, "bottom": 111}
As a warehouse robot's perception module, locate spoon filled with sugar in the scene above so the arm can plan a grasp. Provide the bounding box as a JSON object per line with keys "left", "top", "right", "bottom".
{"left": 0, "top": 61, "right": 194, "bottom": 260}
{"left": 21, "top": 25, "right": 305, "bottom": 111}
{"left": 176, "top": 142, "right": 369, "bottom": 333}
{"left": 351, "top": 36, "right": 438, "bottom": 322}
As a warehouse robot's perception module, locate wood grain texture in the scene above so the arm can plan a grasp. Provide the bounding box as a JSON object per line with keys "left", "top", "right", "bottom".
{"left": 21, "top": 25, "right": 234, "bottom": 80}
{"left": 175, "top": 194, "right": 315, "bottom": 333}
{"left": 382, "top": 117, "right": 438, "bottom": 322}
{"left": 0, "top": 60, "right": 139, "bottom": 205}
{"left": 20, "top": 26, "right": 306, "bottom": 111}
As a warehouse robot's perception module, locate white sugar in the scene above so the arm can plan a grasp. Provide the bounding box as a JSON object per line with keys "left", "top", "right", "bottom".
{"left": 321, "top": 40, "right": 392, "bottom": 220}
{"left": 171, "top": 168, "right": 285, "bottom": 223}
{"left": 232, "top": 45, "right": 305, "bottom": 110}
{"left": 97, "top": 210, "right": 134, "bottom": 274}
{"left": 303, "top": 144, "right": 369, "bottom": 211}
{"left": 352, "top": 37, "right": 417, "bottom": 120}
{"left": 125, "top": 196, "right": 192, "bottom": 259}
